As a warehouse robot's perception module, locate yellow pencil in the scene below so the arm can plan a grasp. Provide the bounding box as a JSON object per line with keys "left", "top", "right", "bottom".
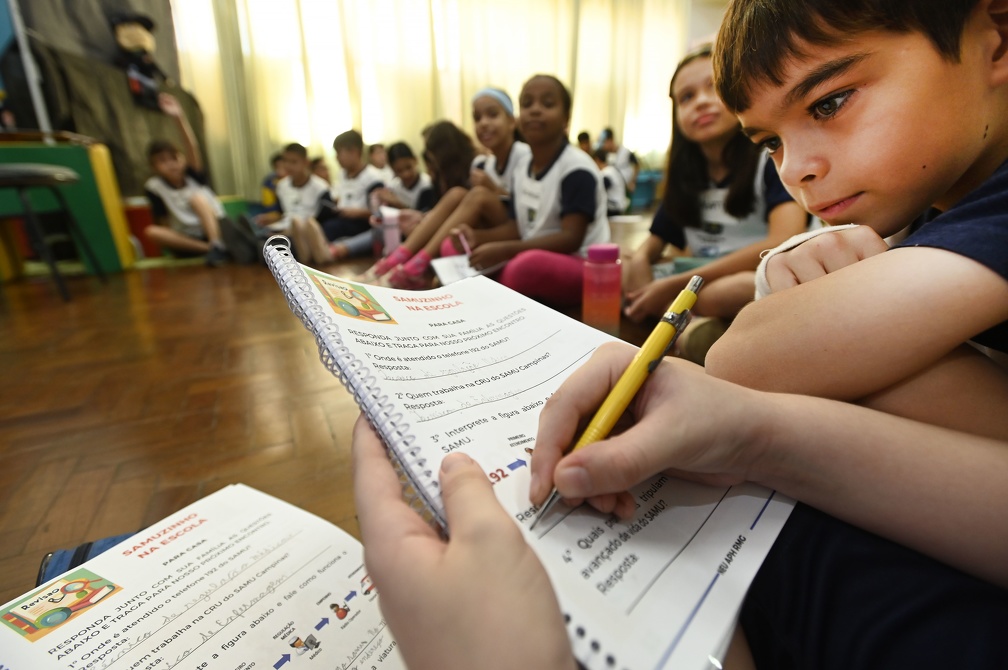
{"left": 529, "top": 275, "right": 704, "bottom": 530}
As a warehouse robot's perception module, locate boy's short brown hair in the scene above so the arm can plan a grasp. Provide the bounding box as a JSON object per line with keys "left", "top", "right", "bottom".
{"left": 282, "top": 142, "right": 308, "bottom": 159}
{"left": 147, "top": 140, "right": 178, "bottom": 163}
{"left": 333, "top": 130, "right": 364, "bottom": 152}
{"left": 713, "top": 0, "right": 980, "bottom": 113}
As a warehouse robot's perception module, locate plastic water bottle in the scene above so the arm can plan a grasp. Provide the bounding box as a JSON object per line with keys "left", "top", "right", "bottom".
{"left": 582, "top": 243, "right": 622, "bottom": 336}
{"left": 379, "top": 206, "right": 401, "bottom": 257}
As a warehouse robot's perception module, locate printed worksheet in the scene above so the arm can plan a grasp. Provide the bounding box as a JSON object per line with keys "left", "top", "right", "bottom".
{"left": 286, "top": 266, "right": 794, "bottom": 670}
{"left": 1, "top": 485, "right": 404, "bottom": 670}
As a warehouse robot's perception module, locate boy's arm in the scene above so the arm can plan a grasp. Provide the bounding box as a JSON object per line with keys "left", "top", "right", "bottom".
{"left": 706, "top": 246, "right": 1008, "bottom": 401}
{"left": 532, "top": 344, "right": 1008, "bottom": 588}
{"left": 158, "top": 93, "right": 203, "bottom": 174}
{"left": 861, "top": 344, "right": 1008, "bottom": 439}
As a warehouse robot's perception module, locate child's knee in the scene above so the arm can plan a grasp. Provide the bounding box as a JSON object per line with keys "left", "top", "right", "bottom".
{"left": 498, "top": 250, "right": 548, "bottom": 289}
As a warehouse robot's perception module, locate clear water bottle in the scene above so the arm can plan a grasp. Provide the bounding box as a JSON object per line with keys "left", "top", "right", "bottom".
{"left": 582, "top": 243, "right": 622, "bottom": 336}
{"left": 379, "top": 206, "right": 401, "bottom": 256}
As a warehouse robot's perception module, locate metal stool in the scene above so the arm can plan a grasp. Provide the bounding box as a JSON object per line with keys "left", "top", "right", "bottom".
{"left": 0, "top": 163, "right": 107, "bottom": 301}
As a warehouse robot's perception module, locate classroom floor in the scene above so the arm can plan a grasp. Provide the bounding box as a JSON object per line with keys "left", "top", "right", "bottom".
{"left": 0, "top": 215, "right": 653, "bottom": 605}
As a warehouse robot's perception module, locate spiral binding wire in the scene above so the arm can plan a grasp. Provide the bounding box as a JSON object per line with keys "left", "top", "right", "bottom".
{"left": 264, "top": 237, "right": 629, "bottom": 666}
{"left": 263, "top": 236, "right": 446, "bottom": 531}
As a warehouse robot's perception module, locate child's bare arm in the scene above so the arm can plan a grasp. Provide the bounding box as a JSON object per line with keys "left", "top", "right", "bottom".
{"left": 861, "top": 344, "right": 1008, "bottom": 439}
{"left": 624, "top": 201, "right": 807, "bottom": 322}
{"left": 158, "top": 93, "right": 203, "bottom": 173}
{"left": 706, "top": 247, "right": 1008, "bottom": 403}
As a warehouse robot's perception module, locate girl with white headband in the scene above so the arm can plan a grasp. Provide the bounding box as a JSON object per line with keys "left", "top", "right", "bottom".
{"left": 360, "top": 88, "right": 525, "bottom": 286}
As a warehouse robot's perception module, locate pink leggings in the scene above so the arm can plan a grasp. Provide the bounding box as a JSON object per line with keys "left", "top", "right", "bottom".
{"left": 439, "top": 239, "right": 585, "bottom": 308}
{"left": 498, "top": 250, "right": 585, "bottom": 308}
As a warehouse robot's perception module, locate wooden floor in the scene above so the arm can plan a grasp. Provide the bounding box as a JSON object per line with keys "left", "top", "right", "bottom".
{"left": 0, "top": 219, "right": 651, "bottom": 605}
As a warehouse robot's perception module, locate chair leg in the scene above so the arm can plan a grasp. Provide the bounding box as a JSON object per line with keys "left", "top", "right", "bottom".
{"left": 17, "top": 188, "right": 70, "bottom": 301}
{"left": 49, "top": 186, "right": 107, "bottom": 282}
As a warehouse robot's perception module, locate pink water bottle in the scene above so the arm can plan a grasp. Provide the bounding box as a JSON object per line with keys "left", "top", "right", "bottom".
{"left": 582, "top": 243, "right": 622, "bottom": 336}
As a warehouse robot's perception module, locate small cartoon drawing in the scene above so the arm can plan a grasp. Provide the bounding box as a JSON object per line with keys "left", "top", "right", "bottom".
{"left": 329, "top": 602, "right": 350, "bottom": 620}
{"left": 2, "top": 570, "right": 119, "bottom": 640}
{"left": 360, "top": 574, "right": 375, "bottom": 596}
{"left": 309, "top": 273, "right": 395, "bottom": 324}
{"left": 287, "top": 632, "right": 321, "bottom": 655}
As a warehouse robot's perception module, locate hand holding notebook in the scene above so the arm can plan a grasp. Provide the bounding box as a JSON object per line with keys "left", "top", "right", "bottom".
{"left": 352, "top": 416, "right": 578, "bottom": 670}
{"left": 263, "top": 236, "right": 792, "bottom": 670}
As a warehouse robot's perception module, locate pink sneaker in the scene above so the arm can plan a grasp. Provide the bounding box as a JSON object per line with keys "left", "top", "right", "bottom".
{"left": 372, "top": 245, "right": 412, "bottom": 276}
{"left": 384, "top": 265, "right": 431, "bottom": 290}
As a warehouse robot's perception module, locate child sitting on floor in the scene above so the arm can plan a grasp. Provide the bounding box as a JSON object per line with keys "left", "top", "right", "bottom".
{"left": 382, "top": 75, "right": 611, "bottom": 310}
{"left": 143, "top": 93, "right": 254, "bottom": 266}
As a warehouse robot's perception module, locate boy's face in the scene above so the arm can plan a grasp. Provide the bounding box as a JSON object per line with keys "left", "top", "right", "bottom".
{"left": 369, "top": 146, "right": 387, "bottom": 168}
{"left": 336, "top": 146, "right": 363, "bottom": 171}
{"left": 312, "top": 161, "right": 331, "bottom": 183}
{"left": 738, "top": 26, "right": 999, "bottom": 237}
{"left": 391, "top": 157, "right": 418, "bottom": 187}
{"left": 151, "top": 151, "right": 185, "bottom": 183}
{"left": 283, "top": 152, "right": 310, "bottom": 182}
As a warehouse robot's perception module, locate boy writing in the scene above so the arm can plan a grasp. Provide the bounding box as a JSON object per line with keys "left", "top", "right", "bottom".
{"left": 143, "top": 93, "right": 234, "bottom": 266}
{"left": 348, "top": 2, "right": 1008, "bottom": 669}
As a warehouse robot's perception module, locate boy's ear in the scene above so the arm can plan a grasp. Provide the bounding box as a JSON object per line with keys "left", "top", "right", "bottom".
{"left": 983, "top": 0, "right": 1008, "bottom": 83}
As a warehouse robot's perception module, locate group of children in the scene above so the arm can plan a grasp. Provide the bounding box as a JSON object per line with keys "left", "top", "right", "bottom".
{"left": 142, "top": 75, "right": 661, "bottom": 315}
{"left": 352, "top": 0, "right": 1008, "bottom": 669}
{"left": 139, "top": 0, "right": 1008, "bottom": 666}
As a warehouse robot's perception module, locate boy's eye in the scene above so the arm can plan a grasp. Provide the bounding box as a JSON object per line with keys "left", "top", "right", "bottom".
{"left": 756, "top": 136, "right": 781, "bottom": 154}
{"left": 810, "top": 90, "right": 852, "bottom": 120}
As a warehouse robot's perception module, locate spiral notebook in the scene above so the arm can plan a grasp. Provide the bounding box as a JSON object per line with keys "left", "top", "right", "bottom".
{"left": 264, "top": 237, "right": 793, "bottom": 670}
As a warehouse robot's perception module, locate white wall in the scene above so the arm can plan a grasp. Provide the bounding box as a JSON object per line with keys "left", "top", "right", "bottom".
{"left": 688, "top": 0, "right": 727, "bottom": 46}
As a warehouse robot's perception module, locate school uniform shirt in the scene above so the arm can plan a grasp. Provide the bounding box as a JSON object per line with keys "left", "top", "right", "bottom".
{"left": 895, "top": 156, "right": 1008, "bottom": 353}
{"left": 334, "top": 164, "right": 386, "bottom": 213}
{"left": 509, "top": 143, "right": 610, "bottom": 256}
{"left": 271, "top": 174, "right": 332, "bottom": 231}
{"left": 389, "top": 172, "right": 435, "bottom": 211}
{"left": 374, "top": 164, "right": 395, "bottom": 185}
{"left": 608, "top": 144, "right": 638, "bottom": 186}
{"left": 600, "top": 164, "right": 628, "bottom": 215}
{"left": 471, "top": 141, "right": 531, "bottom": 197}
{"left": 144, "top": 167, "right": 225, "bottom": 237}
{"left": 650, "top": 150, "right": 794, "bottom": 257}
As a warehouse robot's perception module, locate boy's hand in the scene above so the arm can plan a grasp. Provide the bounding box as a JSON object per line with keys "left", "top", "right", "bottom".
{"left": 352, "top": 416, "right": 576, "bottom": 670}
{"left": 530, "top": 343, "right": 759, "bottom": 516}
{"left": 157, "top": 93, "right": 183, "bottom": 118}
{"left": 765, "top": 225, "right": 888, "bottom": 293}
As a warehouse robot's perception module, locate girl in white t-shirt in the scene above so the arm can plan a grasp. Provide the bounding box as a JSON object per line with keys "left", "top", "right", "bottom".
{"left": 386, "top": 75, "right": 611, "bottom": 309}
